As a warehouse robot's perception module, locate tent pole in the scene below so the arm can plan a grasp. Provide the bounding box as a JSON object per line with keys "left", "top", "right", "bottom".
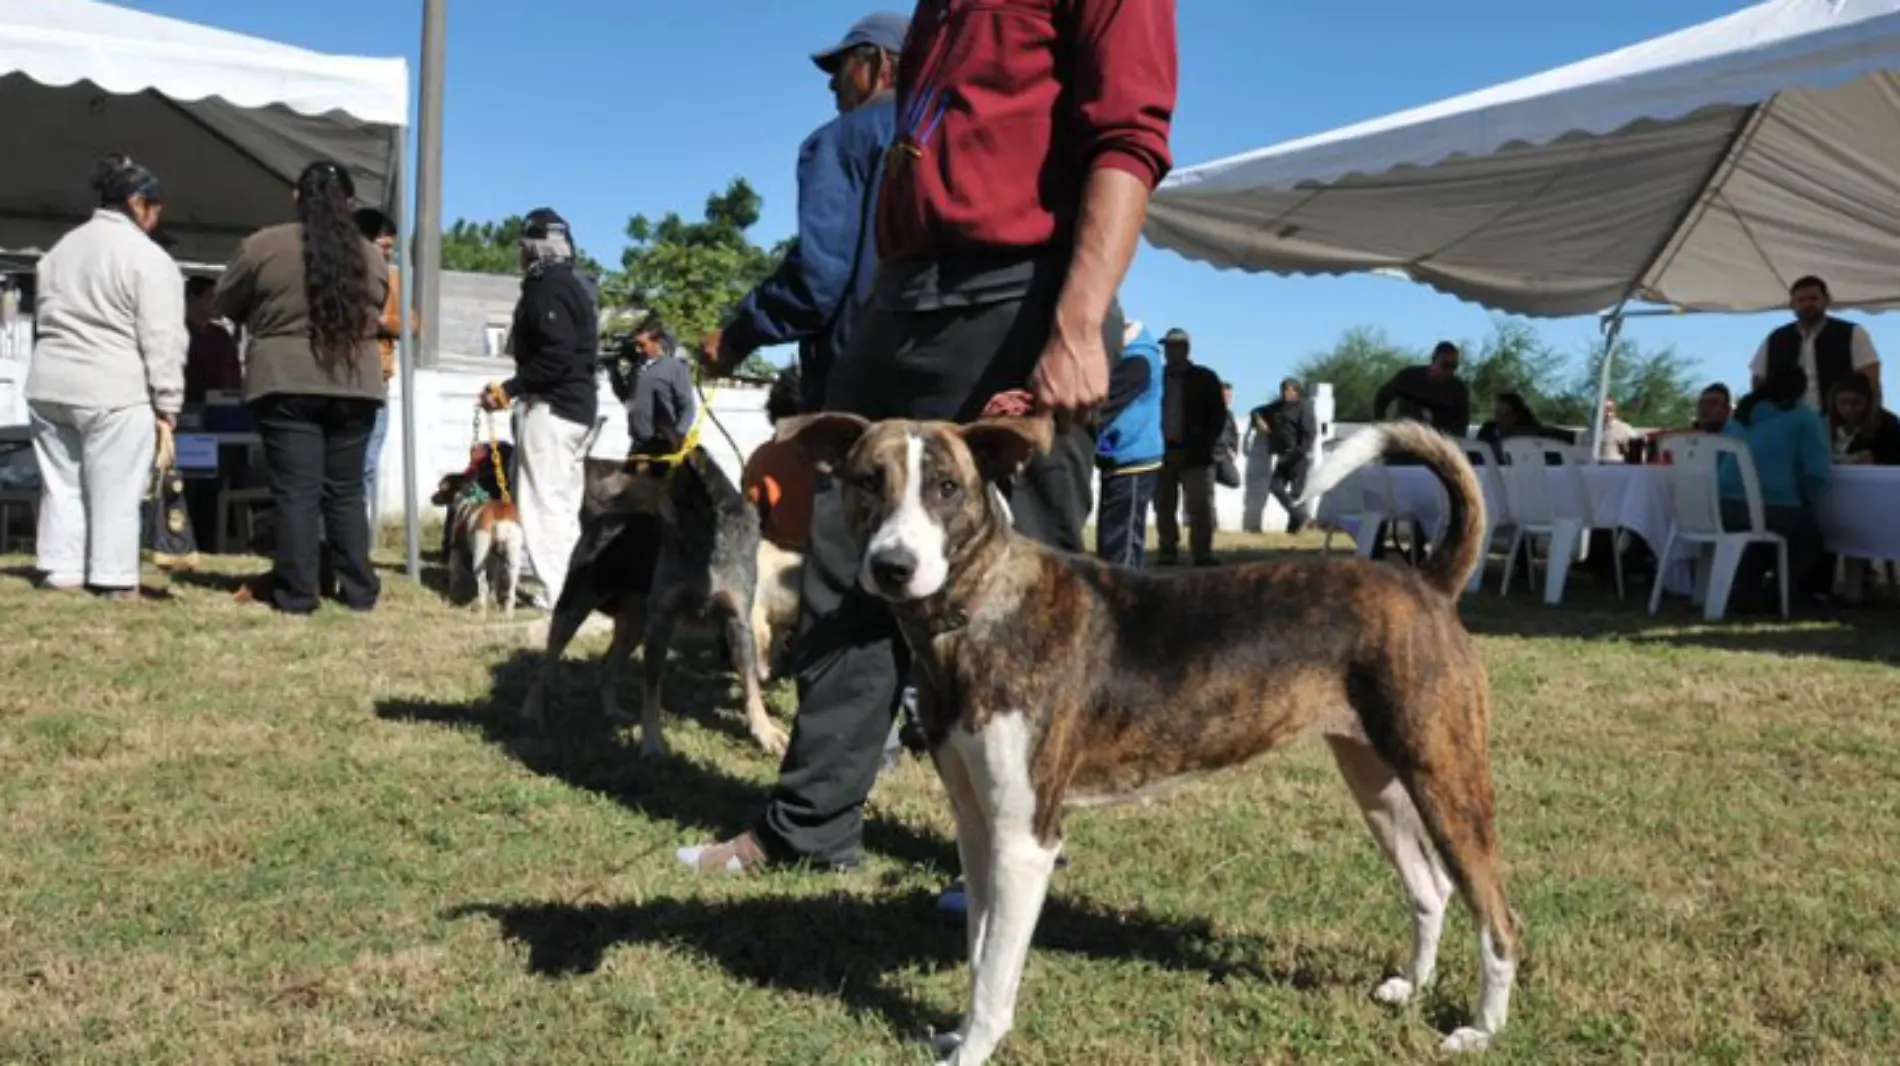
{"left": 1588, "top": 302, "right": 1628, "bottom": 465}
{"left": 394, "top": 128, "right": 422, "bottom": 581}
{"left": 415, "top": 0, "right": 445, "bottom": 371}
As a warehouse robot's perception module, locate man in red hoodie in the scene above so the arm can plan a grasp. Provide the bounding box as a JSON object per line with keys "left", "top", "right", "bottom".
{"left": 683, "top": 1, "right": 1178, "bottom": 876}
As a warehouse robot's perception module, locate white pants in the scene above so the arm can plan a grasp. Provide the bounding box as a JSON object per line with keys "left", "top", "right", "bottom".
{"left": 516, "top": 400, "right": 589, "bottom": 605}
{"left": 31, "top": 399, "right": 154, "bottom": 589}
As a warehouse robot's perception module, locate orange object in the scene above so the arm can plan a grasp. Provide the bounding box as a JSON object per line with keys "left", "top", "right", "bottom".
{"left": 743, "top": 438, "right": 816, "bottom": 553}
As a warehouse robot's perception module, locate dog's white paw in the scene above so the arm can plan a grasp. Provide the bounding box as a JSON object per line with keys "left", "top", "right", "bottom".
{"left": 754, "top": 723, "right": 790, "bottom": 757}
{"left": 1372, "top": 977, "right": 1416, "bottom": 1007}
{"left": 1441, "top": 1027, "right": 1493, "bottom": 1054}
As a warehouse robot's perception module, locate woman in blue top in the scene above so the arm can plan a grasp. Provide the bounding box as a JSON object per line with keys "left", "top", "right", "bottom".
{"left": 1720, "top": 360, "right": 1832, "bottom": 608}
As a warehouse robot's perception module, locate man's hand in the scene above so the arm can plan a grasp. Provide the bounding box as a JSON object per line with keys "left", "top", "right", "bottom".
{"left": 154, "top": 412, "right": 176, "bottom": 471}
{"left": 1029, "top": 310, "right": 1110, "bottom": 420}
{"left": 477, "top": 383, "right": 509, "bottom": 412}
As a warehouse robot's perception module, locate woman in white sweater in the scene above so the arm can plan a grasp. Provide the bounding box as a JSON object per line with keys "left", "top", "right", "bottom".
{"left": 26, "top": 155, "right": 186, "bottom": 599}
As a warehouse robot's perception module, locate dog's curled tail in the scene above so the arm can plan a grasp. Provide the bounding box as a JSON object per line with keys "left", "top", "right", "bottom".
{"left": 1295, "top": 421, "right": 1487, "bottom": 598}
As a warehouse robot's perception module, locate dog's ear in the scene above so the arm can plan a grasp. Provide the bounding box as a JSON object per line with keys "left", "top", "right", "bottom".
{"left": 958, "top": 416, "right": 1054, "bottom": 483}
{"left": 778, "top": 412, "right": 871, "bottom": 474}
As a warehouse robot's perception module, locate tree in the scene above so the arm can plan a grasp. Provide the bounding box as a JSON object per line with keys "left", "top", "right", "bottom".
{"left": 1557, "top": 337, "right": 1701, "bottom": 429}
{"left": 604, "top": 178, "right": 784, "bottom": 379}
{"left": 1461, "top": 317, "right": 1569, "bottom": 421}
{"left": 1291, "top": 327, "right": 1416, "bottom": 421}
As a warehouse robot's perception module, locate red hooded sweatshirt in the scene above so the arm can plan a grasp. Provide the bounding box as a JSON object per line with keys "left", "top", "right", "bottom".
{"left": 878, "top": 0, "right": 1178, "bottom": 266}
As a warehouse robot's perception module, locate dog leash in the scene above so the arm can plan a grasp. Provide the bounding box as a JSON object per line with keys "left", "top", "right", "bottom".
{"left": 471, "top": 408, "right": 513, "bottom": 503}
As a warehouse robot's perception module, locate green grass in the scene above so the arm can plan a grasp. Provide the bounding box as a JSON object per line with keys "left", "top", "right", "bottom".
{"left": 2, "top": 535, "right": 1898, "bottom": 1065}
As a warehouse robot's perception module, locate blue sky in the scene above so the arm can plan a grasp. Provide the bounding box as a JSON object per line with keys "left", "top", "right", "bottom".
{"left": 128, "top": 0, "right": 1831, "bottom": 408}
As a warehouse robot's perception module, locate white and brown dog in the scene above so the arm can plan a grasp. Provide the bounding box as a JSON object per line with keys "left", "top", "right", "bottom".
{"left": 780, "top": 413, "right": 1518, "bottom": 1066}
{"left": 432, "top": 473, "right": 525, "bottom": 618}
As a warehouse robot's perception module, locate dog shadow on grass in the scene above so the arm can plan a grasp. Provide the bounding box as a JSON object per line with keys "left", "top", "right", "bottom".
{"left": 376, "top": 647, "right": 959, "bottom": 872}
{"left": 444, "top": 887, "right": 1329, "bottom": 1040}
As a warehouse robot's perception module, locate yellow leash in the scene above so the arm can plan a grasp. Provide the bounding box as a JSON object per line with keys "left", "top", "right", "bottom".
{"left": 629, "top": 364, "right": 742, "bottom": 485}
{"left": 473, "top": 396, "right": 514, "bottom": 504}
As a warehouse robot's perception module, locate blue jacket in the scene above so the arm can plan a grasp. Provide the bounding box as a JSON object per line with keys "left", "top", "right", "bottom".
{"left": 723, "top": 95, "right": 895, "bottom": 410}
{"left": 1719, "top": 399, "right": 1831, "bottom": 509}
{"left": 1097, "top": 325, "right": 1165, "bottom": 473}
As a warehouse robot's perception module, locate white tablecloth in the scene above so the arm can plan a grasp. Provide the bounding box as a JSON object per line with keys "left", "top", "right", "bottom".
{"left": 1820, "top": 467, "right": 1900, "bottom": 562}
{"left": 1329, "top": 464, "right": 1673, "bottom": 556}
{"left": 1323, "top": 462, "right": 1900, "bottom": 580}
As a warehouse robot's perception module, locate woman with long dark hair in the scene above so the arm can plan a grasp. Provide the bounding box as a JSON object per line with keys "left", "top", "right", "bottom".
{"left": 216, "top": 161, "right": 389, "bottom": 614}
{"left": 27, "top": 154, "right": 186, "bottom": 600}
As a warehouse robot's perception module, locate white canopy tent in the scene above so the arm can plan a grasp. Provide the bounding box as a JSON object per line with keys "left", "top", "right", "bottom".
{"left": 0, "top": 0, "right": 425, "bottom": 572}
{"left": 0, "top": 0, "right": 409, "bottom": 266}
{"left": 1145, "top": 0, "right": 1900, "bottom": 447}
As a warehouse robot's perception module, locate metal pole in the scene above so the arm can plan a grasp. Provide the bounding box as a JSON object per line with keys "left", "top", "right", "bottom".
{"left": 416, "top": 0, "right": 445, "bottom": 371}
{"left": 394, "top": 131, "right": 422, "bottom": 580}
{"left": 410, "top": 0, "right": 446, "bottom": 579}
{"left": 1587, "top": 306, "right": 1626, "bottom": 465}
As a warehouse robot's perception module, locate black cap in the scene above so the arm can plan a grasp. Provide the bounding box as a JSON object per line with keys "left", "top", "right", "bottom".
{"left": 522, "top": 207, "right": 569, "bottom": 240}
{"left": 1161, "top": 328, "right": 1190, "bottom": 346}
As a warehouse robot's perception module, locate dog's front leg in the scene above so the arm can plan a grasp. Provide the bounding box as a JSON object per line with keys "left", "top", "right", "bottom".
{"left": 639, "top": 604, "right": 677, "bottom": 759}
{"left": 722, "top": 607, "right": 788, "bottom": 755}
{"left": 932, "top": 743, "right": 994, "bottom": 973}
{"left": 935, "top": 720, "right": 1060, "bottom": 1066}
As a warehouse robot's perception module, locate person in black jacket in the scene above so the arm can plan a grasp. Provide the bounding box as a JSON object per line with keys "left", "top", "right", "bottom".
{"left": 1259, "top": 377, "right": 1318, "bottom": 532}
{"left": 1828, "top": 371, "right": 1900, "bottom": 465}
{"left": 1155, "top": 327, "right": 1226, "bottom": 566}
{"left": 480, "top": 207, "right": 599, "bottom": 608}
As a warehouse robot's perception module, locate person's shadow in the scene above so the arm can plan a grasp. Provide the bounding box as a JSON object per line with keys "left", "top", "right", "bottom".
{"left": 443, "top": 888, "right": 1328, "bottom": 1041}
{"left": 375, "top": 646, "right": 959, "bottom": 871}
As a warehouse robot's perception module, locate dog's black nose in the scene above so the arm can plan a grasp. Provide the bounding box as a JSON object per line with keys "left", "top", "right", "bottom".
{"left": 870, "top": 548, "right": 918, "bottom": 589}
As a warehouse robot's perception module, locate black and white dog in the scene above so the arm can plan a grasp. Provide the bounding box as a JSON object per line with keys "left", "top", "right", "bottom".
{"left": 518, "top": 447, "right": 788, "bottom": 756}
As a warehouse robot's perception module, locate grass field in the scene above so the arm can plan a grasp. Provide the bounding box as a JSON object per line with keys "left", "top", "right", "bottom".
{"left": 3, "top": 534, "right": 1898, "bottom": 1065}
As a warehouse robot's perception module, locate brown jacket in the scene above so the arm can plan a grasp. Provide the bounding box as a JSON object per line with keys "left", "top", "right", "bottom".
{"left": 377, "top": 265, "right": 402, "bottom": 382}
{"left": 216, "top": 222, "right": 389, "bottom": 404}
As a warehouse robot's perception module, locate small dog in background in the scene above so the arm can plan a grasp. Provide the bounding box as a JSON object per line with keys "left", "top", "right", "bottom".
{"left": 432, "top": 471, "right": 525, "bottom": 617}
{"left": 740, "top": 365, "right": 814, "bottom": 681}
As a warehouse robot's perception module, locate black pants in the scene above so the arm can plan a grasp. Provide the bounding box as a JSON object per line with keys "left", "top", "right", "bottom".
{"left": 254, "top": 395, "right": 382, "bottom": 614}
{"left": 755, "top": 296, "right": 1120, "bottom": 866}
{"left": 1720, "top": 499, "right": 1826, "bottom": 608}
{"left": 1268, "top": 458, "right": 1310, "bottom": 531}
{"left": 1096, "top": 468, "right": 1156, "bottom": 568}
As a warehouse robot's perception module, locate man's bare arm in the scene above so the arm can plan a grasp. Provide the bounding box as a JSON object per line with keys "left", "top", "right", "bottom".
{"left": 1054, "top": 167, "right": 1150, "bottom": 344}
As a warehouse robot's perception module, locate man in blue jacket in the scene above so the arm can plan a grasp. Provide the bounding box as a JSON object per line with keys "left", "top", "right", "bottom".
{"left": 703, "top": 13, "right": 906, "bottom": 411}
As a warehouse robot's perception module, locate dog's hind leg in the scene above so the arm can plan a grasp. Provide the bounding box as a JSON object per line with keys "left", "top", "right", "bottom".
{"left": 1327, "top": 736, "right": 1453, "bottom": 1008}
{"left": 933, "top": 716, "right": 1061, "bottom": 1066}
{"left": 470, "top": 527, "right": 494, "bottom": 617}
{"left": 1375, "top": 704, "right": 1519, "bottom": 1053}
{"left": 720, "top": 598, "right": 788, "bottom": 756}
{"left": 503, "top": 528, "right": 523, "bottom": 620}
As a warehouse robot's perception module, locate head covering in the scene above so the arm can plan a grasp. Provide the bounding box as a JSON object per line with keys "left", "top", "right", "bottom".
{"left": 1162, "top": 327, "right": 1190, "bottom": 346}
{"left": 92, "top": 153, "right": 163, "bottom": 207}
{"left": 520, "top": 207, "right": 574, "bottom": 270}
{"left": 812, "top": 12, "right": 911, "bottom": 73}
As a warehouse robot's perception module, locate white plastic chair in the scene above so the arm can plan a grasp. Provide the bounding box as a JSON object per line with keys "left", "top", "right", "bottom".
{"left": 1318, "top": 462, "right": 1396, "bottom": 561}
{"left": 1462, "top": 445, "right": 1514, "bottom": 593}
{"left": 1496, "top": 439, "right": 1596, "bottom": 604}
{"left": 1647, "top": 434, "right": 1789, "bottom": 621}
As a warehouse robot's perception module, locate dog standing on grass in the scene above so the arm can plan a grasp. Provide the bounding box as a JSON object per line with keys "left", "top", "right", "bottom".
{"left": 780, "top": 413, "right": 1519, "bottom": 1066}
{"left": 432, "top": 472, "right": 525, "bottom": 618}
{"left": 519, "top": 450, "right": 788, "bottom": 757}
